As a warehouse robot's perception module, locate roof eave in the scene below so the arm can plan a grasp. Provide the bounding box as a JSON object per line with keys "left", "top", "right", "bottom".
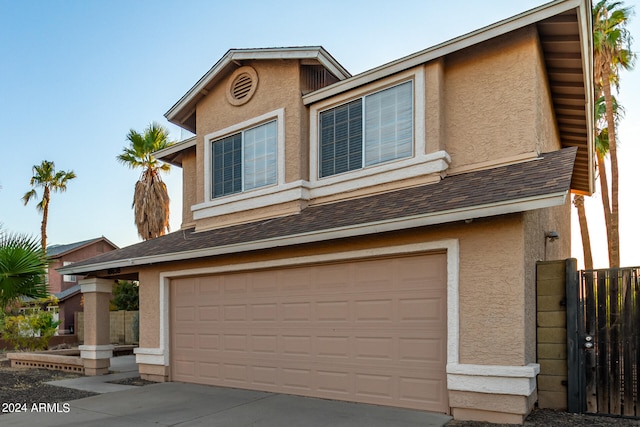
{"left": 59, "top": 190, "right": 568, "bottom": 276}
{"left": 154, "top": 136, "right": 197, "bottom": 167}
{"left": 164, "top": 47, "right": 351, "bottom": 132}
{"left": 303, "top": 0, "right": 587, "bottom": 105}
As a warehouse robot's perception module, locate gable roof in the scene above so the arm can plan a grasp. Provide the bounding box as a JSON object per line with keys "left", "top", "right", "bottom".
{"left": 60, "top": 148, "right": 577, "bottom": 276}
{"left": 301, "top": 0, "right": 592, "bottom": 194}
{"left": 161, "top": 0, "right": 593, "bottom": 194}
{"left": 164, "top": 46, "right": 351, "bottom": 133}
{"left": 47, "top": 237, "right": 118, "bottom": 258}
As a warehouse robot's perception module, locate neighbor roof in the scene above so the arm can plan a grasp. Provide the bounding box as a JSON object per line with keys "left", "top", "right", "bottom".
{"left": 47, "top": 237, "right": 118, "bottom": 258}
{"left": 61, "top": 148, "right": 577, "bottom": 276}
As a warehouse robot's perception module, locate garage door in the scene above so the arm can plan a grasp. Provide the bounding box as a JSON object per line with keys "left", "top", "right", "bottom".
{"left": 170, "top": 252, "right": 448, "bottom": 412}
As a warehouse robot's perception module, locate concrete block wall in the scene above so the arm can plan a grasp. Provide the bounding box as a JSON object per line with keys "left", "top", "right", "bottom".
{"left": 77, "top": 310, "right": 138, "bottom": 345}
{"left": 536, "top": 260, "right": 568, "bottom": 410}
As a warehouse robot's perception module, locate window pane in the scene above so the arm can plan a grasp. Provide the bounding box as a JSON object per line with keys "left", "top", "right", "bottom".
{"left": 212, "top": 133, "right": 242, "bottom": 198}
{"left": 244, "top": 121, "right": 277, "bottom": 190}
{"left": 319, "top": 99, "right": 362, "bottom": 178}
{"left": 364, "top": 81, "right": 413, "bottom": 166}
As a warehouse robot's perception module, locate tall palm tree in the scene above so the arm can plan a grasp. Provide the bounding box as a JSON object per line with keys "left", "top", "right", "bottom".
{"left": 117, "top": 122, "right": 174, "bottom": 240}
{"left": 573, "top": 195, "right": 593, "bottom": 270}
{"left": 22, "top": 160, "right": 77, "bottom": 252}
{"left": 593, "top": 0, "right": 635, "bottom": 267}
{"left": 0, "top": 229, "right": 49, "bottom": 312}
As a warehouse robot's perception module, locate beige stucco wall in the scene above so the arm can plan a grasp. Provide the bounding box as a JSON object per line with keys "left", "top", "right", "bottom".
{"left": 195, "top": 59, "right": 307, "bottom": 205}
{"left": 180, "top": 150, "right": 197, "bottom": 229}
{"left": 444, "top": 27, "right": 543, "bottom": 172}
{"left": 138, "top": 269, "right": 161, "bottom": 349}
{"left": 135, "top": 214, "right": 542, "bottom": 370}
{"left": 176, "top": 25, "right": 560, "bottom": 234}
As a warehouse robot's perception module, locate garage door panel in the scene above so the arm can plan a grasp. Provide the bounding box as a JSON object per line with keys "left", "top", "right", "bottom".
{"left": 171, "top": 253, "right": 447, "bottom": 412}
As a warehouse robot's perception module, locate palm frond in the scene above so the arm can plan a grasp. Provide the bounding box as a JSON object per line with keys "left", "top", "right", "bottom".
{"left": 0, "top": 231, "right": 49, "bottom": 310}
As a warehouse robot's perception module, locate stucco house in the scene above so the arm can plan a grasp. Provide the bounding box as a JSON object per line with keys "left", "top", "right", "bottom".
{"left": 47, "top": 237, "right": 118, "bottom": 334}
{"left": 60, "top": 0, "right": 593, "bottom": 423}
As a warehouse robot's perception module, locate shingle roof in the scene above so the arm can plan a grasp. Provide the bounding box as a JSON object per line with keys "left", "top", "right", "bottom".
{"left": 47, "top": 237, "right": 116, "bottom": 258}
{"left": 63, "top": 148, "right": 576, "bottom": 274}
{"left": 54, "top": 284, "right": 81, "bottom": 302}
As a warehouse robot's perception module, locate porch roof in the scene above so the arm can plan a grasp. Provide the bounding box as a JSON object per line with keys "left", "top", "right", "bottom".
{"left": 60, "top": 148, "right": 577, "bottom": 277}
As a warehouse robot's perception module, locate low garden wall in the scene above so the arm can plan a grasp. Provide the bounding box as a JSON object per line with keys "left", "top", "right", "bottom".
{"left": 0, "top": 334, "right": 78, "bottom": 351}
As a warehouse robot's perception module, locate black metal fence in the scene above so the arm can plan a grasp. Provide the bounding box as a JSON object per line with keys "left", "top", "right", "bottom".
{"left": 569, "top": 267, "right": 640, "bottom": 417}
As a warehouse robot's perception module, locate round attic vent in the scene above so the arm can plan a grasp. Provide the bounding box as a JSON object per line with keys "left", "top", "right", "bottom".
{"left": 226, "top": 66, "right": 258, "bottom": 106}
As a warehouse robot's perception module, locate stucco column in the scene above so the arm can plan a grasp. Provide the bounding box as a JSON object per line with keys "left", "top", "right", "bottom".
{"left": 79, "top": 278, "right": 113, "bottom": 375}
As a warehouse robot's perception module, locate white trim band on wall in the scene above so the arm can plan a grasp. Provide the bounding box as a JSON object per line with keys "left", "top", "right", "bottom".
{"left": 447, "top": 363, "right": 540, "bottom": 396}
{"left": 79, "top": 344, "right": 114, "bottom": 360}
{"left": 134, "top": 347, "right": 168, "bottom": 365}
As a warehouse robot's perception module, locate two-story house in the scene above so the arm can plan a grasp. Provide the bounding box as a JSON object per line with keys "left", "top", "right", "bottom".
{"left": 60, "top": 0, "right": 593, "bottom": 422}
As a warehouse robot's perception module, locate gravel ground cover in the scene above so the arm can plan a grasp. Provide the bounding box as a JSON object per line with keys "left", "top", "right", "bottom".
{"left": 446, "top": 409, "right": 640, "bottom": 426}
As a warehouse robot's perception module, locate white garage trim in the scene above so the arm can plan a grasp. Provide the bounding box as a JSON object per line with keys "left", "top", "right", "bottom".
{"left": 136, "top": 238, "right": 537, "bottom": 398}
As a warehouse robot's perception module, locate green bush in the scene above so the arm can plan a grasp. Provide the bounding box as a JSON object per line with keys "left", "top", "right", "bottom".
{"left": 2, "top": 310, "right": 60, "bottom": 351}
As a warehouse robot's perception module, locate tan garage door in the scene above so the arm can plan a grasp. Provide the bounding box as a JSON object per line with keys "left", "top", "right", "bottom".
{"left": 170, "top": 252, "right": 448, "bottom": 412}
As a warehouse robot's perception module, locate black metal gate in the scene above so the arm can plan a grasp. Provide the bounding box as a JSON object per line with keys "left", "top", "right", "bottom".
{"left": 567, "top": 266, "right": 640, "bottom": 417}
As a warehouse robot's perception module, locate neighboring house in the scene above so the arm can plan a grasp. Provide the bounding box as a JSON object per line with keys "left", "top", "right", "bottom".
{"left": 60, "top": 1, "right": 593, "bottom": 423}
{"left": 48, "top": 237, "right": 118, "bottom": 334}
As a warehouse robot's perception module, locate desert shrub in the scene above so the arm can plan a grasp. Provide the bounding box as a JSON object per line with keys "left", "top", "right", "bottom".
{"left": 2, "top": 310, "right": 60, "bottom": 351}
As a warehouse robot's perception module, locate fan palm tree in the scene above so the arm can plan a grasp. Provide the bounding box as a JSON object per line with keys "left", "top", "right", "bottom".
{"left": 593, "top": 0, "right": 635, "bottom": 267}
{"left": 0, "top": 229, "right": 49, "bottom": 312}
{"left": 117, "top": 122, "right": 174, "bottom": 240}
{"left": 22, "top": 160, "right": 77, "bottom": 252}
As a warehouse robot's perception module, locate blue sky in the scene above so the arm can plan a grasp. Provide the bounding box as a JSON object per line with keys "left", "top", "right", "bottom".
{"left": 1, "top": 0, "right": 638, "bottom": 268}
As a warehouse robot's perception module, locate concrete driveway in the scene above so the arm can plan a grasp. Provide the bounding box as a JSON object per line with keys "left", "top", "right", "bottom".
{"left": 1, "top": 382, "right": 452, "bottom": 426}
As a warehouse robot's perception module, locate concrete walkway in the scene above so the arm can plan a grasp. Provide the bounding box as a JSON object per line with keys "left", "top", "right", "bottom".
{"left": 44, "top": 354, "right": 140, "bottom": 394}
{"left": 1, "top": 355, "right": 452, "bottom": 426}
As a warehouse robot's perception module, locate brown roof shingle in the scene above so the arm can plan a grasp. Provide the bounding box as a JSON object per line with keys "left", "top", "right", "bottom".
{"left": 64, "top": 148, "right": 576, "bottom": 273}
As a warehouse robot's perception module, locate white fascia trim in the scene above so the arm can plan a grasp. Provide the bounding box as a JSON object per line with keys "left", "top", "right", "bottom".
{"left": 166, "top": 47, "right": 350, "bottom": 121}
{"left": 203, "top": 108, "right": 285, "bottom": 206}
{"left": 154, "top": 136, "right": 196, "bottom": 163}
{"left": 192, "top": 180, "right": 310, "bottom": 220}
{"left": 59, "top": 190, "right": 567, "bottom": 275}
{"left": 230, "top": 47, "right": 350, "bottom": 79}
{"left": 303, "top": 0, "right": 585, "bottom": 105}
{"left": 447, "top": 363, "right": 541, "bottom": 396}
{"left": 152, "top": 239, "right": 459, "bottom": 369}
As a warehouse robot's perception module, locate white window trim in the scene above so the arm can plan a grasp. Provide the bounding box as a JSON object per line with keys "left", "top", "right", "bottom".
{"left": 309, "top": 67, "right": 449, "bottom": 198}
{"left": 197, "top": 108, "right": 286, "bottom": 215}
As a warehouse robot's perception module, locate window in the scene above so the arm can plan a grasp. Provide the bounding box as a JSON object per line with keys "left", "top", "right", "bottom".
{"left": 319, "top": 81, "right": 413, "bottom": 178}
{"left": 63, "top": 261, "right": 76, "bottom": 283}
{"left": 212, "top": 120, "right": 277, "bottom": 198}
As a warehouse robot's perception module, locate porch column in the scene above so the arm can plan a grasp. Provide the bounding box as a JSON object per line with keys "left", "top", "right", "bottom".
{"left": 79, "top": 278, "right": 113, "bottom": 375}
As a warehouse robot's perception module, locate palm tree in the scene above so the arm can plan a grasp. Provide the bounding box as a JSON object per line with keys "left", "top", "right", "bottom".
{"left": 593, "top": 0, "right": 635, "bottom": 267}
{"left": 117, "top": 122, "right": 174, "bottom": 240}
{"left": 0, "top": 229, "right": 49, "bottom": 312}
{"left": 22, "top": 160, "right": 77, "bottom": 252}
{"left": 573, "top": 195, "right": 594, "bottom": 270}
